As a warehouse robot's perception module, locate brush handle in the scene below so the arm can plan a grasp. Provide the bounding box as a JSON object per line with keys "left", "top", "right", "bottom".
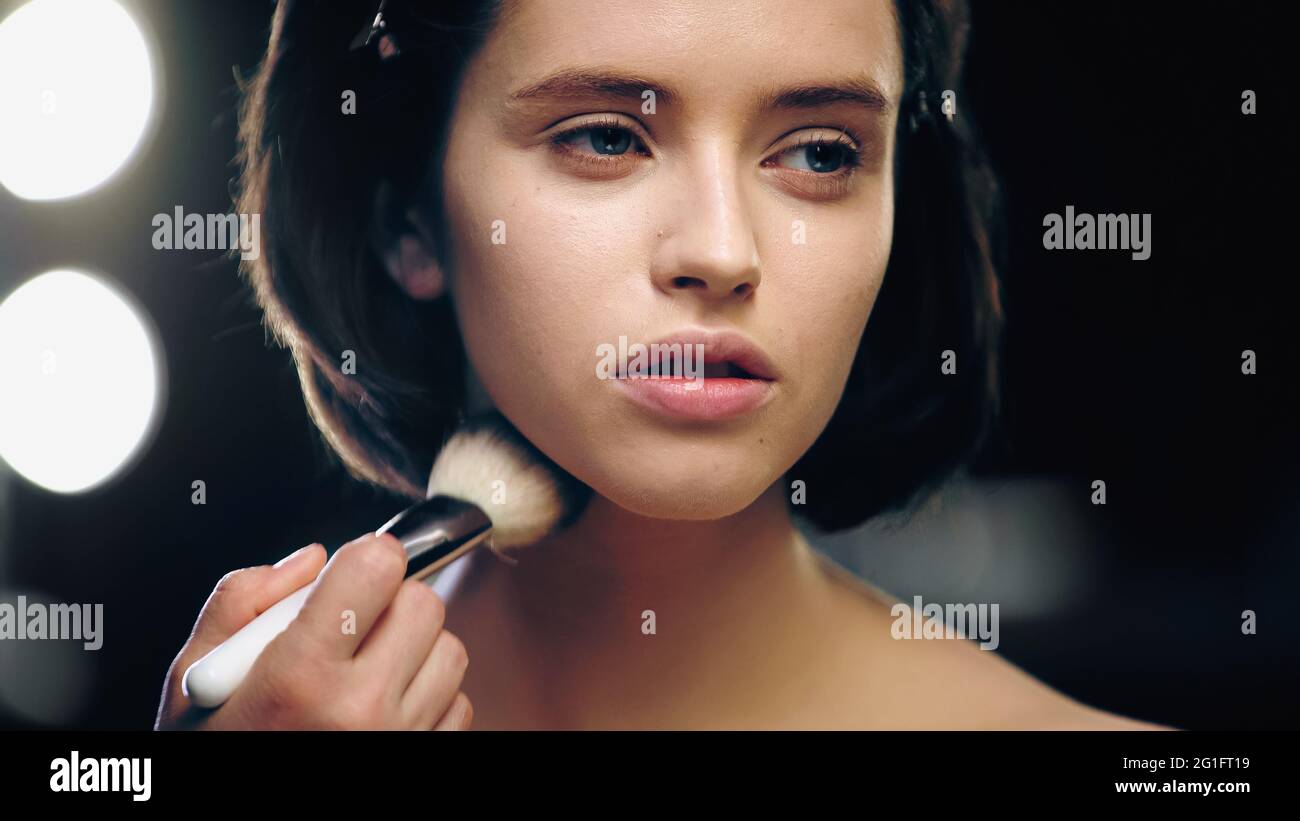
{"left": 181, "top": 496, "right": 492, "bottom": 711}
{"left": 182, "top": 581, "right": 317, "bottom": 708}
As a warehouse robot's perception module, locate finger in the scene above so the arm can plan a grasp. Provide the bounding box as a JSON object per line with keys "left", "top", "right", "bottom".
{"left": 164, "top": 544, "right": 325, "bottom": 714}
{"left": 432, "top": 692, "right": 474, "bottom": 731}
{"left": 401, "top": 630, "right": 469, "bottom": 728}
{"left": 184, "top": 544, "right": 327, "bottom": 663}
{"left": 354, "top": 578, "right": 446, "bottom": 697}
{"left": 291, "top": 533, "right": 407, "bottom": 660}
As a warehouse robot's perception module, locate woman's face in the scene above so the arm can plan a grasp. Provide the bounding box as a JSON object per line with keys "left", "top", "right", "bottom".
{"left": 438, "top": 0, "right": 902, "bottom": 519}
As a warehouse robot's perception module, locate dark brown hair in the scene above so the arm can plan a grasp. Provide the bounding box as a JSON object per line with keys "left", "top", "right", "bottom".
{"left": 236, "top": 0, "right": 1003, "bottom": 532}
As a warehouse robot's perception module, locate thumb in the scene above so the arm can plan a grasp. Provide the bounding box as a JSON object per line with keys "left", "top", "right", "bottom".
{"left": 187, "top": 543, "right": 327, "bottom": 658}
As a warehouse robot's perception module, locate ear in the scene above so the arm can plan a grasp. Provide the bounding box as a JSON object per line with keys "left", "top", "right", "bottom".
{"left": 371, "top": 180, "right": 447, "bottom": 301}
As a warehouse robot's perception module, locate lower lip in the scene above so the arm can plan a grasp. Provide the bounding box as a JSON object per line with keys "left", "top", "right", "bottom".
{"left": 614, "top": 376, "right": 775, "bottom": 420}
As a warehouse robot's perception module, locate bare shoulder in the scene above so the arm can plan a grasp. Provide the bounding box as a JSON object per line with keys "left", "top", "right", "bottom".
{"left": 944, "top": 646, "right": 1176, "bottom": 730}
{"left": 811, "top": 552, "right": 1174, "bottom": 730}
{"left": 1025, "top": 703, "right": 1176, "bottom": 731}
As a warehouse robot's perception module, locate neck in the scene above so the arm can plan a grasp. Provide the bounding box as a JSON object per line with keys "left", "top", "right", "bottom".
{"left": 459, "top": 480, "right": 849, "bottom": 727}
{"left": 511, "top": 480, "right": 804, "bottom": 599}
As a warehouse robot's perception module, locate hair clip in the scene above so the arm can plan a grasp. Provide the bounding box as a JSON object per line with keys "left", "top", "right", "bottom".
{"left": 349, "top": 0, "right": 401, "bottom": 61}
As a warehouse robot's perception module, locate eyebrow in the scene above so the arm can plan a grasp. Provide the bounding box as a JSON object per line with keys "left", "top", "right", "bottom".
{"left": 758, "top": 79, "right": 891, "bottom": 114}
{"left": 507, "top": 68, "right": 891, "bottom": 115}
{"left": 509, "top": 69, "right": 678, "bottom": 107}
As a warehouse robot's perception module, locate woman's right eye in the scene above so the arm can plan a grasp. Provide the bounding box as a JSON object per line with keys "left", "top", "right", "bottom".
{"left": 548, "top": 118, "right": 651, "bottom": 177}
{"left": 557, "top": 126, "right": 637, "bottom": 155}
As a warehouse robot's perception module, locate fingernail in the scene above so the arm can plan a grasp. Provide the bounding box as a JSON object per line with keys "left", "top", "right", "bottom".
{"left": 375, "top": 532, "right": 406, "bottom": 557}
{"left": 343, "top": 532, "right": 376, "bottom": 548}
{"left": 347, "top": 531, "right": 402, "bottom": 558}
{"left": 274, "top": 543, "right": 318, "bottom": 569}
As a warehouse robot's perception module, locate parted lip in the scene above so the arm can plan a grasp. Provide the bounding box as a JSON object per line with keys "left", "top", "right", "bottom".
{"left": 648, "top": 327, "right": 780, "bottom": 381}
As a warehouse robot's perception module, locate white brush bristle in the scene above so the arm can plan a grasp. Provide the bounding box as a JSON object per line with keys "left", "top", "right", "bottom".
{"left": 425, "top": 424, "right": 565, "bottom": 550}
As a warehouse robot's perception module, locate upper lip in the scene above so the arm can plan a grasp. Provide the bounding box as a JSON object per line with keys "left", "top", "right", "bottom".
{"left": 648, "top": 327, "right": 780, "bottom": 380}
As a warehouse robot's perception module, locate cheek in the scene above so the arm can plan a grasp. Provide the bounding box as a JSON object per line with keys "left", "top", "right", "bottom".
{"left": 442, "top": 170, "right": 587, "bottom": 404}
{"left": 771, "top": 189, "right": 893, "bottom": 437}
{"left": 439, "top": 134, "right": 644, "bottom": 467}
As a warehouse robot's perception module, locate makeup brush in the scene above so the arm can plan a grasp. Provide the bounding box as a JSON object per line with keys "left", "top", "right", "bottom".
{"left": 182, "top": 413, "right": 585, "bottom": 709}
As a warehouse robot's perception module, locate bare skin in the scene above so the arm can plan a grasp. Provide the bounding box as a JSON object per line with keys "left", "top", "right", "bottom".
{"left": 440, "top": 483, "right": 1168, "bottom": 730}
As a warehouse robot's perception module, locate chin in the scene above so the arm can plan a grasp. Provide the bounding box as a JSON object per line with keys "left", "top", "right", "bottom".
{"left": 604, "top": 485, "right": 766, "bottom": 521}
{"left": 583, "top": 455, "right": 780, "bottom": 521}
{"left": 500, "top": 399, "right": 794, "bottom": 520}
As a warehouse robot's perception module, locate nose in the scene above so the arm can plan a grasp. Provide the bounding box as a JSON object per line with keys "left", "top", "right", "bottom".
{"left": 650, "top": 147, "right": 762, "bottom": 302}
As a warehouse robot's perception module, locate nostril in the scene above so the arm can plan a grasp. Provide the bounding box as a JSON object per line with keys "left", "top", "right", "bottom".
{"left": 665, "top": 275, "right": 757, "bottom": 296}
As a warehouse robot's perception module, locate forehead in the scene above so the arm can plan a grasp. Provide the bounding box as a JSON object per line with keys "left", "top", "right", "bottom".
{"left": 484, "top": 0, "right": 904, "bottom": 110}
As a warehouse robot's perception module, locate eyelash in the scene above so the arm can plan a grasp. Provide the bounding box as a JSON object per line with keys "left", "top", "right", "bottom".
{"left": 547, "top": 117, "right": 867, "bottom": 197}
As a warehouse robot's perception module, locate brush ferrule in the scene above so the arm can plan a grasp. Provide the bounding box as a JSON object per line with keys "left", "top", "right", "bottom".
{"left": 376, "top": 496, "right": 492, "bottom": 582}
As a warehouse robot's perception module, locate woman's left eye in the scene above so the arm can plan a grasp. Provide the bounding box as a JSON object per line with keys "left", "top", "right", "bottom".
{"left": 769, "top": 139, "right": 862, "bottom": 174}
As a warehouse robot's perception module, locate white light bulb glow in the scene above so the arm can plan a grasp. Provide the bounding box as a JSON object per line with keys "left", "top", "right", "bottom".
{"left": 0, "top": 270, "right": 164, "bottom": 493}
{"left": 0, "top": 0, "right": 155, "bottom": 201}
